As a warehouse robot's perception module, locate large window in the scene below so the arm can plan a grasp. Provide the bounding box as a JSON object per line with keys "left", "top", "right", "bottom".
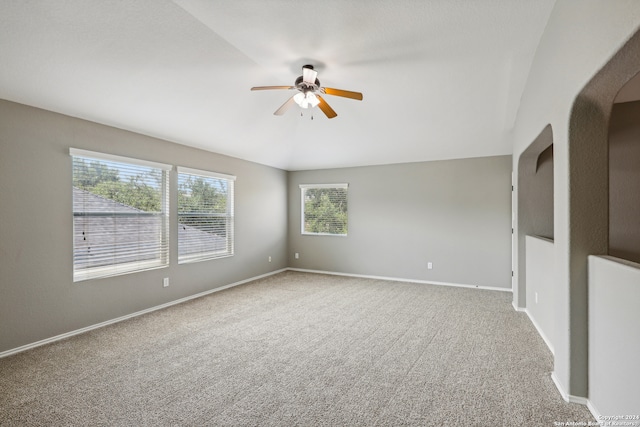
{"left": 71, "top": 148, "right": 170, "bottom": 281}
{"left": 177, "top": 167, "right": 235, "bottom": 263}
{"left": 300, "top": 184, "right": 348, "bottom": 236}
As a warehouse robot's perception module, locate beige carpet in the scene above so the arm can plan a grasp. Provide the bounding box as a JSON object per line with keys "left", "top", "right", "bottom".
{"left": 0, "top": 271, "right": 594, "bottom": 426}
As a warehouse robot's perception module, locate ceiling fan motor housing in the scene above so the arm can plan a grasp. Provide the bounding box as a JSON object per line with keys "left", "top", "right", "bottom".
{"left": 295, "top": 77, "right": 320, "bottom": 92}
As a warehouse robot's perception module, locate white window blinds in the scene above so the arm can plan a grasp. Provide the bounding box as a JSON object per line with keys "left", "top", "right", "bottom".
{"left": 70, "top": 148, "right": 170, "bottom": 281}
{"left": 177, "top": 167, "right": 235, "bottom": 263}
{"left": 300, "top": 183, "right": 348, "bottom": 236}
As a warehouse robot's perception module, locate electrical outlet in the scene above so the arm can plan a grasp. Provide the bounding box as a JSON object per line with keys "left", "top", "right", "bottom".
{"left": 427, "top": 262, "right": 433, "bottom": 270}
{"left": 535, "top": 292, "right": 538, "bottom": 304}
{"left": 163, "top": 277, "right": 169, "bottom": 288}
{"left": 268, "top": 256, "right": 272, "bottom": 263}
{"left": 295, "top": 252, "right": 299, "bottom": 259}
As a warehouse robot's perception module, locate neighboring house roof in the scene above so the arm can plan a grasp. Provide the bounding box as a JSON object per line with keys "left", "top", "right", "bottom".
{"left": 73, "top": 187, "right": 227, "bottom": 269}
{"left": 73, "top": 186, "right": 142, "bottom": 214}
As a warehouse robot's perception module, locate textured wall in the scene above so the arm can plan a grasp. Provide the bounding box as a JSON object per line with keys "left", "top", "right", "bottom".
{"left": 517, "top": 125, "right": 554, "bottom": 308}
{"left": 0, "top": 99, "right": 288, "bottom": 354}
{"left": 609, "top": 101, "right": 640, "bottom": 264}
{"left": 511, "top": 0, "right": 640, "bottom": 399}
{"left": 288, "top": 156, "right": 513, "bottom": 289}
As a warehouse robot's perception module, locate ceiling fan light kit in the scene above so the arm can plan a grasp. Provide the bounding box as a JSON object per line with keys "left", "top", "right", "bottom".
{"left": 251, "top": 64, "right": 363, "bottom": 119}
{"left": 293, "top": 91, "right": 319, "bottom": 109}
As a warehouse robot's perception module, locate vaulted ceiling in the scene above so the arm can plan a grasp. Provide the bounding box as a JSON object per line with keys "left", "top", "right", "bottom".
{"left": 0, "top": 0, "right": 557, "bottom": 170}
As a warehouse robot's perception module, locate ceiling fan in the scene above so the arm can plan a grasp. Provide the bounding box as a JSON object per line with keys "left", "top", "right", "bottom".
{"left": 251, "top": 65, "right": 363, "bottom": 119}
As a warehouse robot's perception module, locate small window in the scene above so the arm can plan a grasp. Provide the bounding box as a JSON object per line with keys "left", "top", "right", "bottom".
{"left": 177, "top": 167, "right": 235, "bottom": 263}
{"left": 300, "top": 184, "right": 348, "bottom": 236}
{"left": 71, "top": 148, "right": 170, "bottom": 281}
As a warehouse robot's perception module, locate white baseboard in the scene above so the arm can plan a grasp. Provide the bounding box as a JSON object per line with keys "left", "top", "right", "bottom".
{"left": 523, "top": 309, "right": 554, "bottom": 355}
{"left": 511, "top": 301, "right": 555, "bottom": 357}
{"left": 512, "top": 301, "right": 526, "bottom": 312}
{"left": 551, "top": 372, "right": 571, "bottom": 403}
{"left": 569, "top": 394, "right": 590, "bottom": 406}
{"left": 286, "top": 268, "right": 512, "bottom": 293}
{"left": 513, "top": 304, "right": 601, "bottom": 420}
{"left": 1, "top": 266, "right": 603, "bottom": 422}
{"left": 586, "top": 400, "right": 602, "bottom": 422}
{"left": 0, "top": 268, "right": 287, "bottom": 359}
{"left": 550, "top": 372, "right": 600, "bottom": 419}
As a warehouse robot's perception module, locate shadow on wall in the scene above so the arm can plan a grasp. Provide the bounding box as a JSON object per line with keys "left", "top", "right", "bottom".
{"left": 609, "top": 99, "right": 640, "bottom": 264}
{"left": 519, "top": 125, "right": 554, "bottom": 240}
{"left": 516, "top": 124, "right": 554, "bottom": 308}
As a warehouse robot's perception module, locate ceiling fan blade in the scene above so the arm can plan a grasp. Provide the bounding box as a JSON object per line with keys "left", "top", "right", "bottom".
{"left": 323, "top": 87, "right": 363, "bottom": 101}
{"left": 316, "top": 95, "right": 337, "bottom": 119}
{"left": 274, "top": 96, "right": 296, "bottom": 116}
{"left": 251, "top": 86, "right": 294, "bottom": 91}
{"left": 302, "top": 67, "right": 318, "bottom": 84}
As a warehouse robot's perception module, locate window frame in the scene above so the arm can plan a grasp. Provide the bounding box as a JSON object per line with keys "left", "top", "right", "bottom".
{"left": 70, "top": 148, "right": 171, "bottom": 282}
{"left": 300, "top": 183, "right": 349, "bottom": 237}
{"left": 176, "top": 166, "right": 236, "bottom": 264}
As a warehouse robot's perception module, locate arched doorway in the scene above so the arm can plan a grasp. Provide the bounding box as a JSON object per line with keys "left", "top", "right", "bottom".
{"left": 566, "top": 28, "right": 640, "bottom": 405}
{"left": 516, "top": 125, "right": 555, "bottom": 350}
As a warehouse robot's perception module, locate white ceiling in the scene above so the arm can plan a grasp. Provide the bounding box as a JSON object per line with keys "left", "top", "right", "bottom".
{"left": 0, "top": 0, "right": 556, "bottom": 170}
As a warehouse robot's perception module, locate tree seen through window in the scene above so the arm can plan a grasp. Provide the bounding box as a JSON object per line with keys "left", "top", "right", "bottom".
{"left": 301, "top": 185, "right": 348, "bottom": 235}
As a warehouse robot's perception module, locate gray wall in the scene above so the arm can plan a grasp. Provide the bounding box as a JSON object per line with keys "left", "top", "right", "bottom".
{"left": 517, "top": 125, "right": 554, "bottom": 308}
{"left": 511, "top": 1, "right": 640, "bottom": 398}
{"left": 288, "top": 156, "right": 513, "bottom": 289}
{"left": 609, "top": 101, "right": 640, "bottom": 264}
{"left": 532, "top": 145, "right": 554, "bottom": 240}
{"left": 589, "top": 255, "right": 640, "bottom": 415}
{"left": 525, "top": 236, "right": 556, "bottom": 353}
{"left": 0, "top": 99, "right": 288, "bottom": 354}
